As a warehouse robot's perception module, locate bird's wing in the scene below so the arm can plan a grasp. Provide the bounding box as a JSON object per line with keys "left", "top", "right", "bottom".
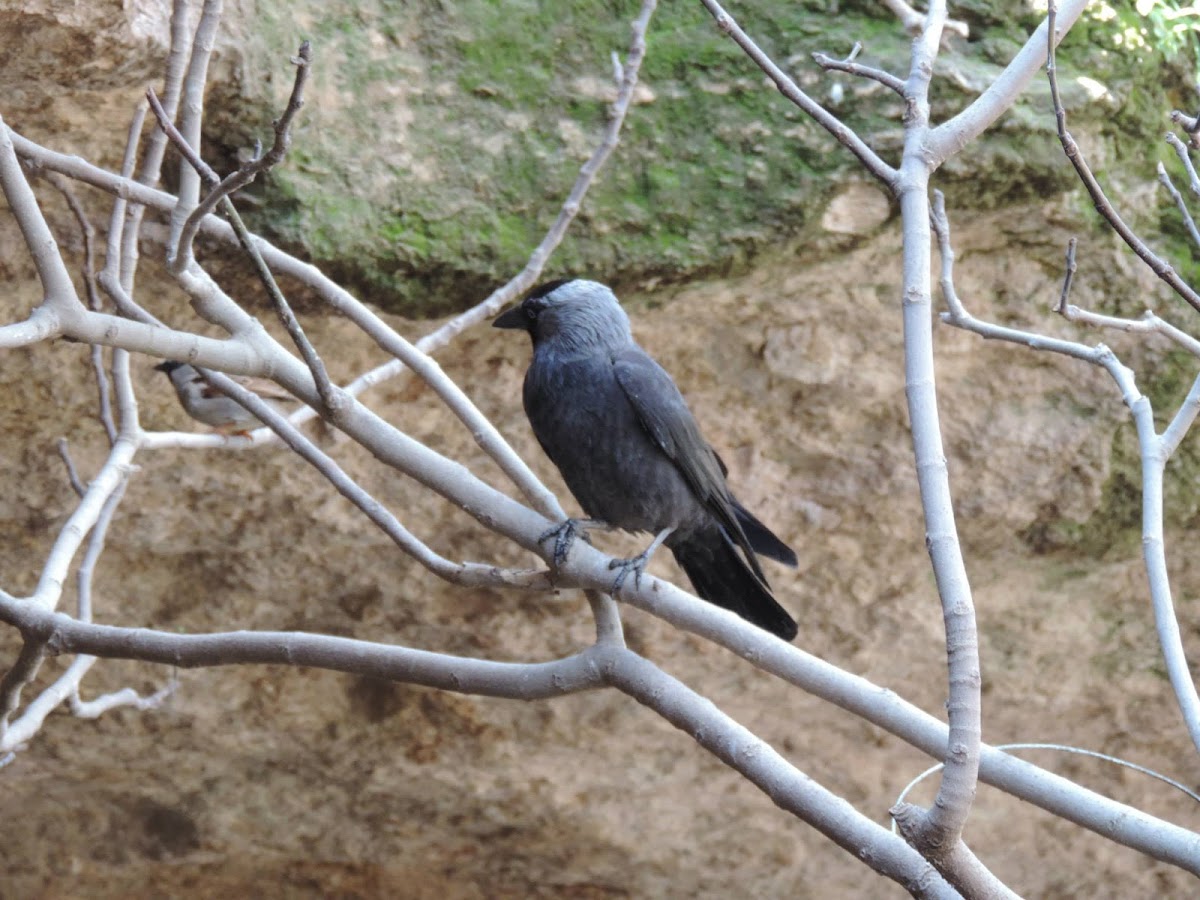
{"left": 612, "top": 348, "right": 766, "bottom": 582}
{"left": 228, "top": 374, "right": 296, "bottom": 403}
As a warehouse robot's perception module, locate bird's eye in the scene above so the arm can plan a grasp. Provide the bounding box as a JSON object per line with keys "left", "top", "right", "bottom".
{"left": 525, "top": 306, "right": 538, "bottom": 320}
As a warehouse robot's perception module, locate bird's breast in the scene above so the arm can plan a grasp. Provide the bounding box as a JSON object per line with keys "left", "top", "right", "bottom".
{"left": 523, "top": 351, "right": 703, "bottom": 534}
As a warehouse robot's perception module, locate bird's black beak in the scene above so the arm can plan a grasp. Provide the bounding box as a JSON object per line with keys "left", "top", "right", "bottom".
{"left": 492, "top": 306, "right": 529, "bottom": 330}
{"left": 154, "top": 360, "right": 182, "bottom": 373}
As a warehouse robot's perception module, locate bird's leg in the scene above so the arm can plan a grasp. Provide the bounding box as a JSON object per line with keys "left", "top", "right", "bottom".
{"left": 538, "top": 518, "right": 609, "bottom": 568}
{"left": 608, "top": 527, "right": 674, "bottom": 594}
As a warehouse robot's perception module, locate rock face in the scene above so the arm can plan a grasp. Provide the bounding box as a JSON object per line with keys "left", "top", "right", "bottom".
{"left": 2, "top": 3, "right": 1199, "bottom": 898}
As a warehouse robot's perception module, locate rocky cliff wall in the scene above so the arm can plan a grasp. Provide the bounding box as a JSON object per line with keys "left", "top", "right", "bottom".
{"left": 1, "top": 2, "right": 1198, "bottom": 897}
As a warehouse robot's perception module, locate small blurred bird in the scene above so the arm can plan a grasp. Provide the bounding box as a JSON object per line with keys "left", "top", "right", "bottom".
{"left": 494, "top": 278, "right": 798, "bottom": 640}
{"left": 154, "top": 361, "right": 296, "bottom": 435}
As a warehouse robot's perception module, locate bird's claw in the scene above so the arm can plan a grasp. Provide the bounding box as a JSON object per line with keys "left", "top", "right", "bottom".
{"left": 538, "top": 518, "right": 594, "bottom": 569}
{"left": 607, "top": 527, "right": 672, "bottom": 595}
{"left": 608, "top": 551, "right": 650, "bottom": 594}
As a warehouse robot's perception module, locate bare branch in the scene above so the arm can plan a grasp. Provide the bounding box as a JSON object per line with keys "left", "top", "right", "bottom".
{"left": 1046, "top": 1, "right": 1200, "bottom": 315}
{"left": 925, "top": 0, "right": 1089, "bottom": 166}
{"left": 40, "top": 172, "right": 118, "bottom": 442}
{"left": 606, "top": 650, "right": 956, "bottom": 896}
{"left": 1, "top": 655, "right": 96, "bottom": 751}
{"left": 935, "top": 190, "right": 1200, "bottom": 756}
{"left": 1165, "top": 131, "right": 1200, "bottom": 198}
{"left": 698, "top": 0, "right": 897, "bottom": 187}
{"left": 1054, "top": 236, "right": 1078, "bottom": 315}
{"left": 321, "top": 0, "right": 662, "bottom": 412}
{"left": 0, "top": 596, "right": 607, "bottom": 700}
{"left": 1157, "top": 162, "right": 1200, "bottom": 249}
{"left": 166, "top": 0, "right": 223, "bottom": 251}
{"left": 99, "top": 100, "right": 152, "bottom": 316}
{"left": 885, "top": 14, "right": 991, "bottom": 882}
{"left": 1170, "top": 107, "right": 1200, "bottom": 149}
{"left": 56, "top": 439, "right": 86, "bottom": 498}
{"left": 0, "top": 116, "right": 80, "bottom": 321}
{"left": 0, "top": 467, "right": 140, "bottom": 753}
{"left": 70, "top": 675, "right": 179, "bottom": 719}
{"left": 0, "top": 640, "right": 48, "bottom": 734}
{"left": 812, "top": 44, "right": 905, "bottom": 96}
{"left": 114, "top": 0, "right": 191, "bottom": 301}
{"left": 879, "top": 0, "right": 969, "bottom": 39}
{"left": 1059, "top": 303, "right": 1200, "bottom": 360}
{"left": 176, "top": 41, "right": 313, "bottom": 264}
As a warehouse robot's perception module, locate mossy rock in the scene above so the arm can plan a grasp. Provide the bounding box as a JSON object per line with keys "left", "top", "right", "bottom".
{"left": 210, "top": 1, "right": 1195, "bottom": 317}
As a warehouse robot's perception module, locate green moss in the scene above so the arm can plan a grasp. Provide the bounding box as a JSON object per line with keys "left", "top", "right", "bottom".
{"left": 215, "top": 0, "right": 1197, "bottom": 316}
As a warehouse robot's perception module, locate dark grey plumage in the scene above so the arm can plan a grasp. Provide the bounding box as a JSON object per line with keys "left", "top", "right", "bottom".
{"left": 494, "top": 278, "right": 798, "bottom": 640}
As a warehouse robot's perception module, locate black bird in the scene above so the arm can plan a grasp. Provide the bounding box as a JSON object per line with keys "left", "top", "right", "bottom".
{"left": 494, "top": 278, "right": 798, "bottom": 640}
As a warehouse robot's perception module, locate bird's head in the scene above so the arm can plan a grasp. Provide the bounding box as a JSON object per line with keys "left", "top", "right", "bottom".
{"left": 493, "top": 278, "right": 631, "bottom": 353}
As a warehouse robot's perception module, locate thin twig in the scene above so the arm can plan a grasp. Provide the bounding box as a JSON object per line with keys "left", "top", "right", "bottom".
{"left": 56, "top": 439, "right": 86, "bottom": 498}
{"left": 1165, "top": 131, "right": 1200, "bottom": 198}
{"left": 0, "top": 640, "right": 48, "bottom": 733}
{"left": 1055, "top": 237, "right": 1078, "bottom": 314}
{"left": 197, "top": 369, "right": 554, "bottom": 591}
{"left": 811, "top": 45, "right": 905, "bottom": 96}
{"left": 147, "top": 84, "right": 341, "bottom": 416}
{"left": 1157, "top": 162, "right": 1200, "bottom": 249}
{"left": 176, "top": 41, "right": 312, "bottom": 261}
{"left": 1047, "top": 1, "right": 1200, "bottom": 315}
{"left": 98, "top": 100, "right": 155, "bottom": 321}
{"left": 698, "top": 0, "right": 897, "bottom": 187}
{"left": 41, "top": 172, "right": 118, "bottom": 442}
{"left": 71, "top": 676, "right": 179, "bottom": 718}
{"left": 1170, "top": 107, "right": 1200, "bottom": 149}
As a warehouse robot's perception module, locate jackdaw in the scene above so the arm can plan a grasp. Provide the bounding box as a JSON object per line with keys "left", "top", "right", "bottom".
{"left": 494, "top": 278, "right": 798, "bottom": 640}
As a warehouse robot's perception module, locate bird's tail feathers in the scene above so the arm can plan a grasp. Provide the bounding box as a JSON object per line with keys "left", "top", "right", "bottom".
{"left": 733, "top": 501, "right": 798, "bottom": 567}
{"left": 671, "top": 530, "right": 798, "bottom": 641}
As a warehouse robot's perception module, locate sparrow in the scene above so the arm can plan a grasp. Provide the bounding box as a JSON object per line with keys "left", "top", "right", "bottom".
{"left": 154, "top": 361, "right": 297, "bottom": 435}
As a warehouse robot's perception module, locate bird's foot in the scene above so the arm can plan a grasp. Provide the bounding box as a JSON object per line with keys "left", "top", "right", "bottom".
{"left": 607, "top": 527, "right": 673, "bottom": 594}
{"left": 608, "top": 553, "right": 649, "bottom": 594}
{"left": 538, "top": 518, "right": 604, "bottom": 569}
